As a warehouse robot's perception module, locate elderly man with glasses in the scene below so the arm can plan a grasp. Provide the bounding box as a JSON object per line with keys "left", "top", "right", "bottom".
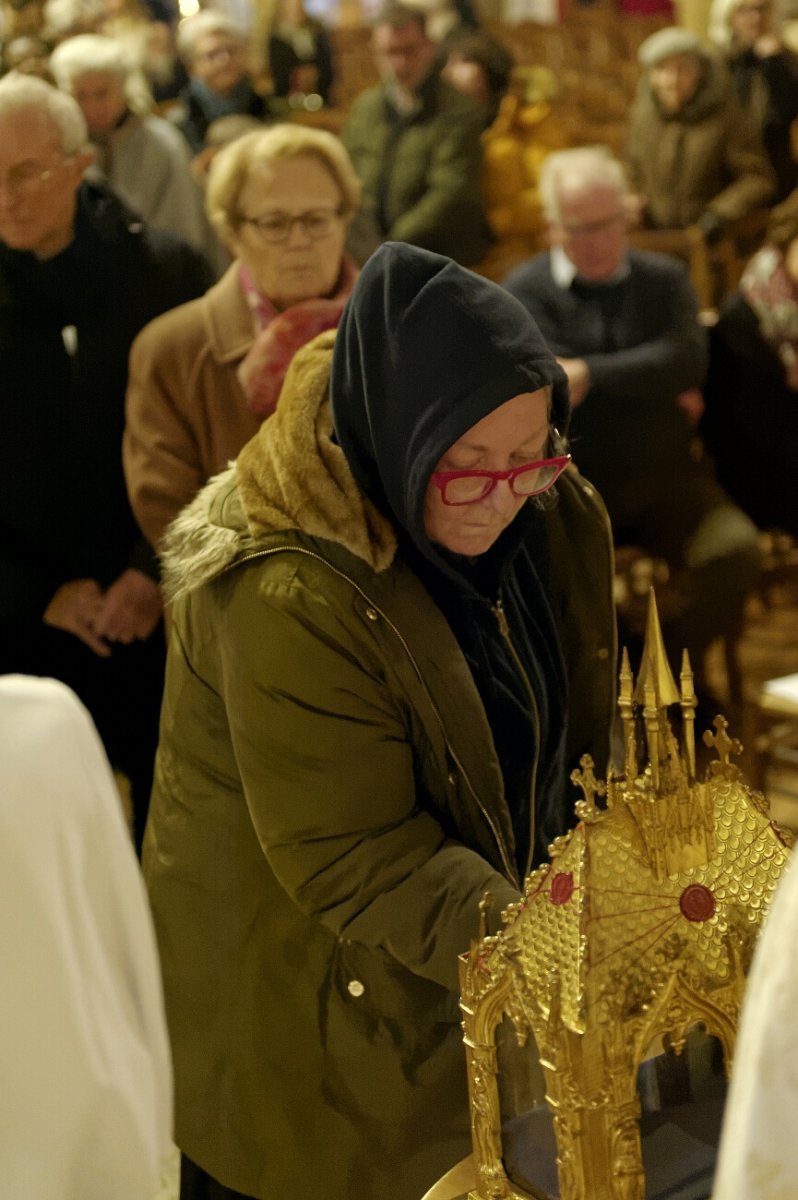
{"left": 0, "top": 73, "right": 213, "bottom": 847}
{"left": 504, "top": 145, "right": 761, "bottom": 713}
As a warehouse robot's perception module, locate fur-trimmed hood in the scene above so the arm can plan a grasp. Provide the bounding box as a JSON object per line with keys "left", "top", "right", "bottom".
{"left": 160, "top": 330, "right": 397, "bottom": 603}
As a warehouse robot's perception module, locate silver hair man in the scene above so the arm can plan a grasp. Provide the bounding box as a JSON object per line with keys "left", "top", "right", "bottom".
{"left": 538, "top": 145, "right": 630, "bottom": 226}
{"left": 0, "top": 71, "right": 89, "bottom": 156}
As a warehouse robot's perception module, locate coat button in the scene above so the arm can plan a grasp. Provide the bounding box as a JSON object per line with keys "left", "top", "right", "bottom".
{"left": 597, "top": 647, "right": 610, "bottom": 660}
{"left": 347, "top": 980, "right": 365, "bottom": 998}
{"left": 582, "top": 484, "right": 594, "bottom": 497}
{"left": 447, "top": 772, "right": 457, "bottom": 785}
{"left": 365, "top": 607, "right": 379, "bottom": 622}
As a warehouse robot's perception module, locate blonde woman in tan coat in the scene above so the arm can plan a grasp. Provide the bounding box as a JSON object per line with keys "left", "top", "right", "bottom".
{"left": 123, "top": 123, "right": 360, "bottom": 552}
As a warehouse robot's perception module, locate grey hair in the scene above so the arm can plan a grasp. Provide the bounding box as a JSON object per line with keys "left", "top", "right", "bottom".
{"left": 177, "top": 11, "right": 248, "bottom": 64}
{"left": 49, "top": 34, "right": 153, "bottom": 114}
{"left": 0, "top": 72, "right": 89, "bottom": 155}
{"left": 51, "top": 32, "right": 131, "bottom": 83}
{"left": 539, "top": 146, "right": 629, "bottom": 225}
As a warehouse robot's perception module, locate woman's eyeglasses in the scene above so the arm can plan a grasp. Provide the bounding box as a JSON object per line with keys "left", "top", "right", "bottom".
{"left": 238, "top": 208, "right": 343, "bottom": 243}
{"left": 430, "top": 453, "right": 571, "bottom": 506}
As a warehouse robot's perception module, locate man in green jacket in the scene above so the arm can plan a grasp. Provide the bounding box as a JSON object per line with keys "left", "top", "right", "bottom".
{"left": 342, "top": 2, "right": 490, "bottom": 266}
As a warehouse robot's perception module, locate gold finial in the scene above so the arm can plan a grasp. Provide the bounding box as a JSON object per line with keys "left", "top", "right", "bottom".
{"left": 478, "top": 892, "right": 494, "bottom": 942}
{"left": 618, "top": 647, "right": 637, "bottom": 781}
{"left": 643, "top": 680, "right": 661, "bottom": 792}
{"left": 571, "top": 753, "right": 606, "bottom": 822}
{"left": 680, "top": 649, "right": 697, "bottom": 781}
{"left": 703, "top": 716, "right": 743, "bottom": 781}
{"left": 635, "top": 590, "right": 683, "bottom": 795}
{"left": 634, "top": 589, "right": 679, "bottom": 709}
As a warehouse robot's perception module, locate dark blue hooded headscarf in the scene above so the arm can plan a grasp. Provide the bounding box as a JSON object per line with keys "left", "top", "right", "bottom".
{"left": 331, "top": 243, "right": 572, "bottom": 875}
{"left": 330, "top": 241, "right": 569, "bottom": 571}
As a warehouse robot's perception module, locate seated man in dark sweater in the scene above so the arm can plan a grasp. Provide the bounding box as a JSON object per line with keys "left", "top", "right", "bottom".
{"left": 0, "top": 74, "right": 213, "bottom": 846}
{"left": 503, "top": 146, "right": 760, "bottom": 699}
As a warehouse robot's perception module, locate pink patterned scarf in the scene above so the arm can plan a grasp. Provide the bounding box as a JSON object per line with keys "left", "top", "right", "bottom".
{"left": 237, "top": 254, "right": 359, "bottom": 417}
{"left": 740, "top": 245, "right": 798, "bottom": 386}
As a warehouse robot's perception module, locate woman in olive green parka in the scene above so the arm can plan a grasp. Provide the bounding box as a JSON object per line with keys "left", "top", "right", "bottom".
{"left": 144, "top": 243, "right": 615, "bottom": 1200}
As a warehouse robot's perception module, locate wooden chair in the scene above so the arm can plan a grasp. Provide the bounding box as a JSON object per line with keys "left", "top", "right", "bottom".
{"left": 711, "top": 208, "right": 770, "bottom": 295}
{"left": 757, "top": 531, "right": 798, "bottom": 609}
{"left": 746, "top": 674, "right": 798, "bottom": 795}
{"left": 628, "top": 211, "right": 771, "bottom": 312}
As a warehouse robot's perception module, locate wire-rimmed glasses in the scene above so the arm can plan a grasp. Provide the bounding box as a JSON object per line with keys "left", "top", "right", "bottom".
{"left": 238, "top": 207, "right": 343, "bottom": 243}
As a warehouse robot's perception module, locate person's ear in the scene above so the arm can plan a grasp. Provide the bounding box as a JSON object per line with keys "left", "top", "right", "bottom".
{"left": 73, "top": 148, "right": 95, "bottom": 179}
{"left": 225, "top": 222, "right": 245, "bottom": 261}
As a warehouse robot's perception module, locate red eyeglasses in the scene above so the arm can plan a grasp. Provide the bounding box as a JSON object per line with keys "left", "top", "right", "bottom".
{"left": 430, "top": 453, "right": 571, "bottom": 506}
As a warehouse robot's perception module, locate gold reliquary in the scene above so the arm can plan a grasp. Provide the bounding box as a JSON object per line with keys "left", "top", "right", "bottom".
{"left": 460, "top": 594, "right": 792, "bottom": 1200}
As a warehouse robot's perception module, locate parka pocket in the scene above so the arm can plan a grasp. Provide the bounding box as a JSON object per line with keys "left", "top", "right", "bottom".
{"left": 319, "top": 937, "right": 464, "bottom": 1129}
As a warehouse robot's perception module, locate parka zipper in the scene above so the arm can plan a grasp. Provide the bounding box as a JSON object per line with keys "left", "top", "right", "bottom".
{"left": 492, "top": 593, "right": 540, "bottom": 881}
{"left": 214, "top": 545, "right": 521, "bottom": 889}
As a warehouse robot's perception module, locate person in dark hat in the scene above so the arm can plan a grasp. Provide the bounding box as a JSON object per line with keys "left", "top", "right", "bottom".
{"left": 628, "top": 24, "right": 775, "bottom": 238}
{"left": 142, "top": 240, "right": 616, "bottom": 1200}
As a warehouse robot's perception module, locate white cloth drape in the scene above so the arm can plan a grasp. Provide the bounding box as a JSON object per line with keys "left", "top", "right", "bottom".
{"left": 713, "top": 851, "right": 798, "bottom": 1199}
{"left": 0, "top": 675, "right": 172, "bottom": 1200}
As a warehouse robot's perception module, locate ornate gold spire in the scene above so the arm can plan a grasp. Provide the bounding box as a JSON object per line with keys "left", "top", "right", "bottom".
{"left": 633, "top": 588, "right": 680, "bottom": 709}
{"left": 622, "top": 591, "right": 714, "bottom": 879}
{"left": 459, "top": 591, "right": 792, "bottom": 1200}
